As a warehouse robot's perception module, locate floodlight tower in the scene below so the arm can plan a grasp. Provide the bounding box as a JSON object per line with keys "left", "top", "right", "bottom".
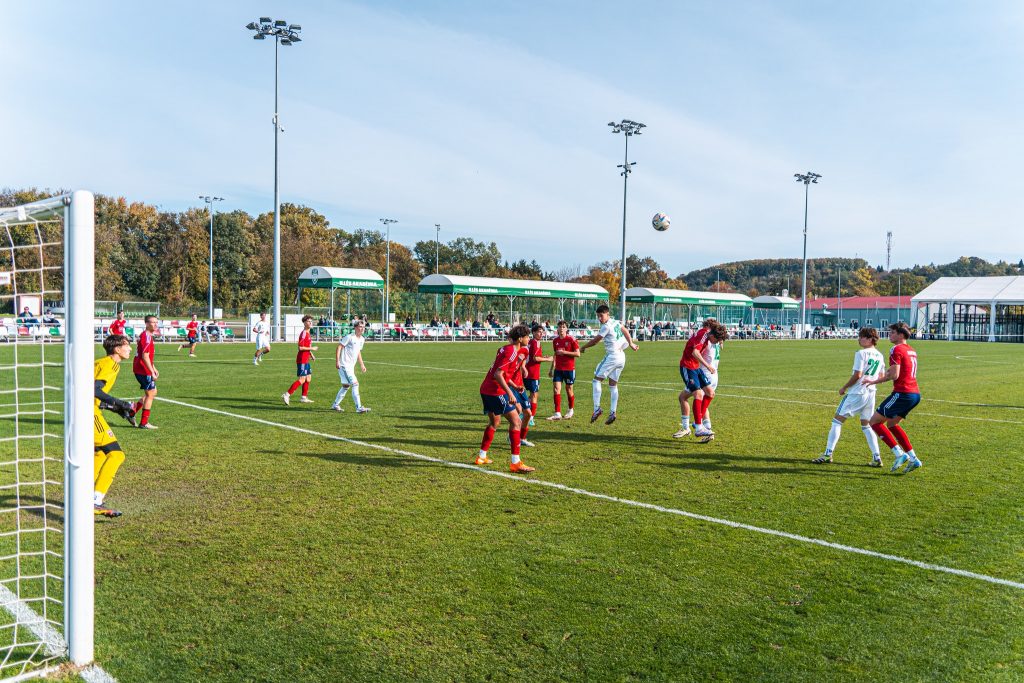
{"left": 199, "top": 195, "right": 225, "bottom": 319}
{"left": 434, "top": 223, "right": 441, "bottom": 313}
{"left": 380, "top": 218, "right": 398, "bottom": 324}
{"left": 886, "top": 230, "right": 894, "bottom": 271}
{"left": 608, "top": 119, "right": 646, "bottom": 322}
{"left": 245, "top": 17, "right": 302, "bottom": 341}
{"left": 794, "top": 171, "right": 822, "bottom": 337}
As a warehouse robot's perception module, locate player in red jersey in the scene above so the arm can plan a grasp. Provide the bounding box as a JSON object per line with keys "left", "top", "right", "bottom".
{"left": 675, "top": 323, "right": 728, "bottom": 441}
{"left": 283, "top": 315, "right": 318, "bottom": 405}
{"left": 547, "top": 320, "right": 580, "bottom": 420}
{"left": 476, "top": 324, "right": 535, "bottom": 473}
{"left": 863, "top": 322, "right": 923, "bottom": 474}
{"left": 178, "top": 314, "right": 200, "bottom": 357}
{"left": 524, "top": 323, "right": 553, "bottom": 425}
{"left": 131, "top": 315, "right": 160, "bottom": 429}
{"left": 108, "top": 311, "right": 127, "bottom": 337}
{"left": 505, "top": 333, "right": 537, "bottom": 447}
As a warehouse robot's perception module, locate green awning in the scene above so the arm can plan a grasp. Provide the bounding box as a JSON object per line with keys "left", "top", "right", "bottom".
{"left": 418, "top": 274, "right": 608, "bottom": 300}
{"left": 297, "top": 266, "right": 384, "bottom": 290}
{"left": 624, "top": 287, "right": 752, "bottom": 307}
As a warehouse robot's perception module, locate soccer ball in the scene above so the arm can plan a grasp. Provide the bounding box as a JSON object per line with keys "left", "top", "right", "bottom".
{"left": 652, "top": 212, "right": 670, "bottom": 231}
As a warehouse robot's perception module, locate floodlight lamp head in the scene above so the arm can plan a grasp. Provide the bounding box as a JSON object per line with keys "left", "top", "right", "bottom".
{"left": 289, "top": 24, "right": 302, "bottom": 31}
{"left": 288, "top": 34, "right": 302, "bottom": 42}
{"left": 274, "top": 19, "right": 287, "bottom": 27}
{"left": 253, "top": 33, "right": 265, "bottom": 40}
{"left": 260, "top": 17, "right": 272, "bottom": 24}
{"left": 281, "top": 39, "right": 292, "bottom": 45}
{"left": 246, "top": 21, "right": 258, "bottom": 30}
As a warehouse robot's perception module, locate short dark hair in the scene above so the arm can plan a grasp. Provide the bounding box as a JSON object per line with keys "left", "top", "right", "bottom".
{"left": 301, "top": 315, "right": 313, "bottom": 323}
{"left": 709, "top": 324, "right": 729, "bottom": 342}
{"left": 596, "top": 304, "right": 610, "bottom": 315}
{"left": 889, "top": 322, "right": 911, "bottom": 339}
{"left": 859, "top": 327, "right": 879, "bottom": 344}
{"left": 508, "top": 324, "right": 531, "bottom": 340}
{"left": 144, "top": 315, "right": 157, "bottom": 323}
{"left": 557, "top": 320, "right": 568, "bottom": 327}
{"left": 103, "top": 334, "right": 129, "bottom": 355}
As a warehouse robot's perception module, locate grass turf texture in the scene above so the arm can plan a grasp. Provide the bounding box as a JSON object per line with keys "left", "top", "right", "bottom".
{"left": 4, "top": 339, "right": 1024, "bottom": 681}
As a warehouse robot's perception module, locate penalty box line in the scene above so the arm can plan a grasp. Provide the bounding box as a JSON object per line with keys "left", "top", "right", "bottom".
{"left": 157, "top": 395, "right": 1024, "bottom": 592}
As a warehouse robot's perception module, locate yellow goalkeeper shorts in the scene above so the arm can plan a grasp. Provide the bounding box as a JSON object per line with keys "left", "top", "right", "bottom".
{"left": 93, "top": 410, "right": 117, "bottom": 449}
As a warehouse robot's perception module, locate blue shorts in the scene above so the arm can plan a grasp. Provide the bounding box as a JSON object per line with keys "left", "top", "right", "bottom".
{"left": 296, "top": 363, "right": 312, "bottom": 377}
{"left": 186, "top": 334, "right": 198, "bottom": 344}
{"left": 511, "top": 388, "right": 530, "bottom": 412}
{"left": 480, "top": 393, "right": 516, "bottom": 416}
{"left": 524, "top": 378, "right": 540, "bottom": 393}
{"left": 552, "top": 369, "right": 575, "bottom": 385}
{"left": 877, "top": 392, "right": 921, "bottom": 419}
{"left": 680, "top": 366, "right": 711, "bottom": 393}
{"left": 134, "top": 373, "right": 156, "bottom": 391}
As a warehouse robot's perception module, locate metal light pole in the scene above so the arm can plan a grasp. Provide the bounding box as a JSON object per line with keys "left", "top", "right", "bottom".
{"left": 199, "top": 195, "right": 224, "bottom": 319}
{"left": 246, "top": 17, "right": 302, "bottom": 341}
{"left": 380, "top": 218, "right": 397, "bottom": 324}
{"left": 794, "top": 171, "right": 822, "bottom": 337}
{"left": 434, "top": 223, "right": 441, "bottom": 314}
{"left": 609, "top": 119, "right": 645, "bottom": 322}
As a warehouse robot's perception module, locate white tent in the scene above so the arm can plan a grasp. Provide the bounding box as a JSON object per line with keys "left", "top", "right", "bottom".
{"left": 911, "top": 276, "right": 1024, "bottom": 341}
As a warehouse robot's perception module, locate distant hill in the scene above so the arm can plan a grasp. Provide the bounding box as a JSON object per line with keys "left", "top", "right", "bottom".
{"left": 679, "top": 256, "right": 1022, "bottom": 299}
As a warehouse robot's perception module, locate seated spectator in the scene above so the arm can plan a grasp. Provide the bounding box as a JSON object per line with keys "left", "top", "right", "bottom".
{"left": 41, "top": 309, "right": 59, "bottom": 325}
{"left": 405, "top": 316, "right": 413, "bottom": 327}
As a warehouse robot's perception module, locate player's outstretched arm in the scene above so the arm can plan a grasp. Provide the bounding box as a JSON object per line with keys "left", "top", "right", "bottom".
{"left": 580, "top": 334, "right": 603, "bottom": 353}
{"left": 335, "top": 343, "right": 343, "bottom": 369}
{"left": 621, "top": 326, "right": 639, "bottom": 351}
{"left": 840, "top": 371, "right": 862, "bottom": 395}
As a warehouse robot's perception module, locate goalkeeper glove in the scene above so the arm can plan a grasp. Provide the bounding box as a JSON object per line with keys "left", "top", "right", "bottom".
{"left": 100, "top": 398, "right": 137, "bottom": 428}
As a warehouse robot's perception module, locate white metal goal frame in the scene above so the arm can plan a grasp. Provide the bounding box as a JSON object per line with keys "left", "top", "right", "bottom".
{"left": 0, "top": 191, "right": 95, "bottom": 678}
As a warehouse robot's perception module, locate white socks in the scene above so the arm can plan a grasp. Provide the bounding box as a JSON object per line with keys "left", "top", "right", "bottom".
{"left": 825, "top": 419, "right": 842, "bottom": 455}
{"left": 93, "top": 491, "right": 104, "bottom": 505}
{"left": 861, "top": 425, "right": 880, "bottom": 458}
{"left": 592, "top": 380, "right": 602, "bottom": 409}
{"left": 609, "top": 386, "right": 619, "bottom": 412}
{"left": 333, "top": 386, "right": 349, "bottom": 407}
{"left": 351, "top": 384, "right": 362, "bottom": 410}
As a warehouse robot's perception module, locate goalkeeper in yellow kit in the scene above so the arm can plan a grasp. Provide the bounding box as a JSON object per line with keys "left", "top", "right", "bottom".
{"left": 93, "top": 334, "right": 137, "bottom": 518}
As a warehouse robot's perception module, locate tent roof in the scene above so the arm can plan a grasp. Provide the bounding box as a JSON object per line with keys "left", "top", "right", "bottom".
{"left": 417, "top": 274, "right": 608, "bottom": 300}
{"left": 752, "top": 295, "right": 800, "bottom": 309}
{"left": 297, "top": 266, "right": 384, "bottom": 290}
{"left": 624, "top": 287, "right": 753, "bottom": 307}
{"left": 911, "top": 276, "right": 1024, "bottom": 304}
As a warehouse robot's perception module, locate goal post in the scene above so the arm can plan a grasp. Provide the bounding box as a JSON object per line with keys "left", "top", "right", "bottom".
{"left": 0, "top": 191, "right": 95, "bottom": 676}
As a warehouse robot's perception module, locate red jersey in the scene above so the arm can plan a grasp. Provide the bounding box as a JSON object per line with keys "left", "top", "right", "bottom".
{"left": 680, "top": 329, "right": 709, "bottom": 369}
{"left": 890, "top": 343, "right": 920, "bottom": 393}
{"left": 480, "top": 344, "right": 520, "bottom": 396}
{"left": 526, "top": 338, "right": 544, "bottom": 380}
{"left": 296, "top": 330, "right": 312, "bottom": 364}
{"left": 108, "top": 319, "right": 126, "bottom": 336}
{"left": 132, "top": 330, "right": 155, "bottom": 375}
{"left": 186, "top": 321, "right": 199, "bottom": 338}
{"left": 508, "top": 347, "right": 528, "bottom": 387}
{"left": 552, "top": 334, "right": 579, "bottom": 371}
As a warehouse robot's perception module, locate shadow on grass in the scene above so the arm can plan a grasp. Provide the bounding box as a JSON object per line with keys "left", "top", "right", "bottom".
{"left": 638, "top": 451, "right": 878, "bottom": 479}
{"left": 293, "top": 450, "right": 437, "bottom": 468}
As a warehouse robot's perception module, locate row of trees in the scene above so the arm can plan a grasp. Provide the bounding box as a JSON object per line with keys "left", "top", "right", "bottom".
{"left": 4, "top": 188, "right": 1020, "bottom": 316}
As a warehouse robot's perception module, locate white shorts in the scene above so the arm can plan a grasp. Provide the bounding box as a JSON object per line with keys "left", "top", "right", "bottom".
{"left": 594, "top": 353, "right": 626, "bottom": 382}
{"left": 255, "top": 333, "right": 270, "bottom": 349}
{"left": 338, "top": 366, "right": 359, "bottom": 386}
{"left": 836, "top": 391, "right": 875, "bottom": 421}
{"left": 707, "top": 369, "right": 719, "bottom": 391}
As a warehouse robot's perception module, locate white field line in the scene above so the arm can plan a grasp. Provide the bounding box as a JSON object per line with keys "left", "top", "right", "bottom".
{"left": 364, "top": 361, "right": 1024, "bottom": 426}
{"left": 0, "top": 585, "right": 116, "bottom": 682}
{"left": 158, "top": 396, "right": 1024, "bottom": 591}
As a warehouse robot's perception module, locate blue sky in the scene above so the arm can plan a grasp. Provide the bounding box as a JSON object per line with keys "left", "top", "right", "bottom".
{"left": 3, "top": 1, "right": 1023, "bottom": 277}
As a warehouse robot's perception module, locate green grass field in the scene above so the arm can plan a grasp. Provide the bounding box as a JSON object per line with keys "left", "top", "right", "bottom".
{"left": 4, "top": 338, "right": 1024, "bottom": 681}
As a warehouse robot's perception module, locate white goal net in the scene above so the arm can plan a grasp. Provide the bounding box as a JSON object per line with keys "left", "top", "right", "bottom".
{"left": 0, "top": 192, "right": 94, "bottom": 680}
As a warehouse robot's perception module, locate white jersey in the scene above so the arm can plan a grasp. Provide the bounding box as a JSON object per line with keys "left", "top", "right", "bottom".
{"left": 701, "top": 341, "right": 721, "bottom": 370}
{"left": 252, "top": 319, "right": 269, "bottom": 336}
{"left": 338, "top": 334, "right": 365, "bottom": 369}
{"left": 847, "top": 347, "right": 885, "bottom": 396}
{"left": 598, "top": 320, "right": 628, "bottom": 356}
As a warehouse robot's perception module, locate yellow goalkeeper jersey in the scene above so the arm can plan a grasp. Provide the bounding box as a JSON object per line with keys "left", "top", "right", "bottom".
{"left": 94, "top": 355, "right": 120, "bottom": 412}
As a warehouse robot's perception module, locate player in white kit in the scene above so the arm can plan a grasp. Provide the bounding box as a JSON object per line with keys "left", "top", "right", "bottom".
{"left": 579, "top": 304, "right": 639, "bottom": 425}
{"left": 332, "top": 320, "right": 370, "bottom": 413}
{"left": 691, "top": 338, "right": 722, "bottom": 434}
{"left": 812, "top": 327, "right": 885, "bottom": 466}
{"left": 252, "top": 312, "right": 271, "bottom": 365}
